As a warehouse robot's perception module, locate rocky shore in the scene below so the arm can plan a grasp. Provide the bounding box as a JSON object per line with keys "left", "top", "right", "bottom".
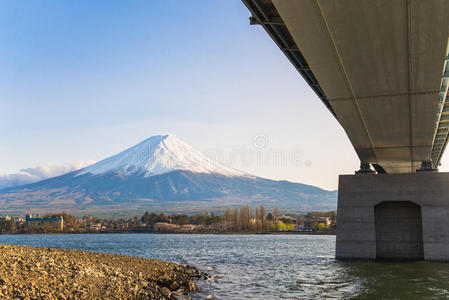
{"left": 0, "top": 244, "right": 206, "bottom": 299}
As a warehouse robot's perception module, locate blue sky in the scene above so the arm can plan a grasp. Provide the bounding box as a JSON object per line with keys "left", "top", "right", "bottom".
{"left": 0, "top": 0, "right": 414, "bottom": 190}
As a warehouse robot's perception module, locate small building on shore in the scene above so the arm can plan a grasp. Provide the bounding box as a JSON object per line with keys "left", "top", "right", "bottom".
{"left": 0, "top": 215, "right": 12, "bottom": 221}
{"left": 89, "top": 223, "right": 102, "bottom": 230}
{"left": 303, "top": 217, "right": 331, "bottom": 231}
{"left": 153, "top": 222, "right": 178, "bottom": 232}
{"left": 180, "top": 224, "right": 197, "bottom": 231}
{"left": 26, "top": 214, "right": 64, "bottom": 231}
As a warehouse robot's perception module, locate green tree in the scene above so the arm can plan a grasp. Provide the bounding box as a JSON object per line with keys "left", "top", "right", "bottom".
{"left": 0, "top": 219, "right": 16, "bottom": 233}
{"left": 312, "top": 222, "right": 326, "bottom": 231}
{"left": 172, "top": 214, "right": 190, "bottom": 225}
{"left": 276, "top": 221, "right": 294, "bottom": 231}
{"left": 141, "top": 211, "right": 159, "bottom": 225}
{"left": 281, "top": 217, "right": 293, "bottom": 224}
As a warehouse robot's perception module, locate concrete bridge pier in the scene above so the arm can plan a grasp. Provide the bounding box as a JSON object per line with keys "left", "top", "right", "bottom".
{"left": 336, "top": 172, "right": 449, "bottom": 261}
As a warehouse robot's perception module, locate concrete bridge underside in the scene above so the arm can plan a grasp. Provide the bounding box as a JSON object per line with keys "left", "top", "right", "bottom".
{"left": 243, "top": 0, "right": 449, "bottom": 260}
{"left": 243, "top": 0, "right": 449, "bottom": 173}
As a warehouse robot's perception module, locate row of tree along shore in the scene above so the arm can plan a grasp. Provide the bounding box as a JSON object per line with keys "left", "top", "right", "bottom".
{"left": 0, "top": 206, "right": 336, "bottom": 234}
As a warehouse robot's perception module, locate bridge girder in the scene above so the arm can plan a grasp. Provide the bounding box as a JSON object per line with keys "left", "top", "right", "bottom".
{"left": 243, "top": 0, "right": 449, "bottom": 173}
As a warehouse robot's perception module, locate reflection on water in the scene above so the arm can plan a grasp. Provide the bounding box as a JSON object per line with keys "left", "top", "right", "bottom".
{"left": 342, "top": 260, "right": 449, "bottom": 299}
{"left": 0, "top": 234, "right": 448, "bottom": 299}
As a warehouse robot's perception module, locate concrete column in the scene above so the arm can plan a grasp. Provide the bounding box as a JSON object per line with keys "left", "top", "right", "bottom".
{"left": 336, "top": 172, "right": 449, "bottom": 261}
{"left": 336, "top": 174, "right": 376, "bottom": 259}
{"left": 421, "top": 206, "right": 449, "bottom": 260}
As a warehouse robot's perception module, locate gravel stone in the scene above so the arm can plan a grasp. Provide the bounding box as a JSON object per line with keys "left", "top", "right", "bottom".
{"left": 0, "top": 244, "right": 205, "bottom": 299}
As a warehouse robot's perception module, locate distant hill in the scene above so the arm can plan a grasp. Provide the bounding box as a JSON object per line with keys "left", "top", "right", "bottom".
{"left": 0, "top": 135, "right": 337, "bottom": 214}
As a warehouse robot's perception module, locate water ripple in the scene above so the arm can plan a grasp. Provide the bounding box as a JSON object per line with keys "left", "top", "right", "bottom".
{"left": 0, "top": 234, "right": 448, "bottom": 299}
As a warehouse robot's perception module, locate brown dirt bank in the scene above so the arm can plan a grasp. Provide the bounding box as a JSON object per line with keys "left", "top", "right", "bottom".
{"left": 0, "top": 244, "right": 206, "bottom": 299}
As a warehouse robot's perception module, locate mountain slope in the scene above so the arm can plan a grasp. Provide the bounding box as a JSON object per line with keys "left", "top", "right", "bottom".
{"left": 78, "top": 134, "right": 248, "bottom": 178}
{"left": 0, "top": 135, "right": 337, "bottom": 214}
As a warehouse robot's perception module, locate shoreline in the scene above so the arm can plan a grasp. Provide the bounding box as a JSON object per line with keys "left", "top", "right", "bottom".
{"left": 0, "top": 231, "right": 335, "bottom": 236}
{"left": 0, "top": 244, "right": 206, "bottom": 299}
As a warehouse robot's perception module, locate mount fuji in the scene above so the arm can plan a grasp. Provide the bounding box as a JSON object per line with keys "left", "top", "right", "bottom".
{"left": 0, "top": 135, "right": 337, "bottom": 214}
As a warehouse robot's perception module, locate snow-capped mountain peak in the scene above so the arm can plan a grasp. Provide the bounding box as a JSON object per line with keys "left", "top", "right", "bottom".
{"left": 77, "top": 134, "right": 248, "bottom": 177}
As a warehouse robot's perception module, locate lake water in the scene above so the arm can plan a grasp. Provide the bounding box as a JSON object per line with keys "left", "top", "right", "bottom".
{"left": 0, "top": 234, "right": 448, "bottom": 299}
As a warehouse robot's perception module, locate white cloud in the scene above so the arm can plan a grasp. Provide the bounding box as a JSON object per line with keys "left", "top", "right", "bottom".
{"left": 0, "top": 161, "right": 95, "bottom": 189}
